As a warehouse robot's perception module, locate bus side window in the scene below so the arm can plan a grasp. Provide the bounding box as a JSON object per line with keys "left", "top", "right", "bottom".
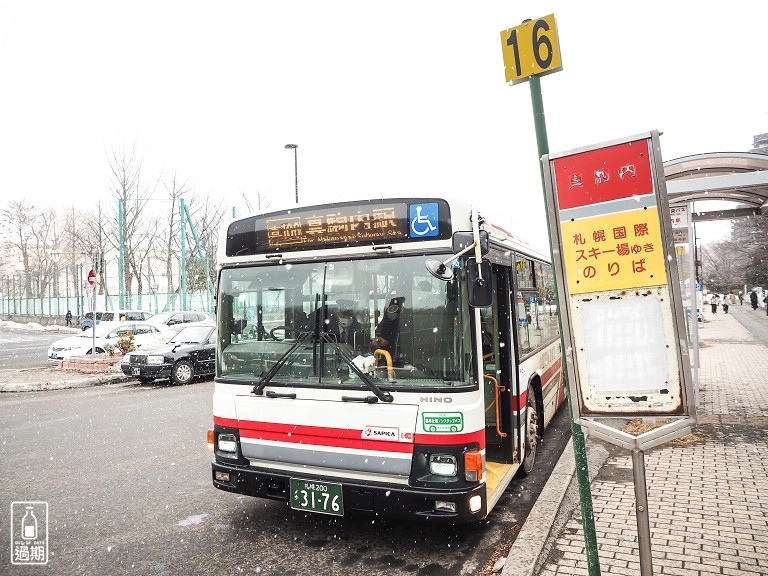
{"left": 516, "top": 292, "right": 533, "bottom": 354}
{"left": 540, "top": 263, "right": 560, "bottom": 341}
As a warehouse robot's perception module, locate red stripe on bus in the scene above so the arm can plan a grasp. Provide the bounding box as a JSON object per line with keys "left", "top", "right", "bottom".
{"left": 512, "top": 388, "right": 528, "bottom": 412}
{"left": 214, "top": 416, "right": 239, "bottom": 428}
{"left": 511, "top": 358, "right": 563, "bottom": 411}
{"left": 541, "top": 358, "right": 563, "bottom": 387}
{"left": 216, "top": 417, "right": 485, "bottom": 451}
{"left": 237, "top": 419, "right": 372, "bottom": 441}
{"left": 239, "top": 427, "right": 415, "bottom": 454}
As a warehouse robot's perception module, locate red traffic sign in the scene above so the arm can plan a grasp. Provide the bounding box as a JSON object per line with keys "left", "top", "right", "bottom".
{"left": 87, "top": 269, "right": 96, "bottom": 286}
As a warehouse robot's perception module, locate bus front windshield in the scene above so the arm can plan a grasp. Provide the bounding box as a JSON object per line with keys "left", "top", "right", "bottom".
{"left": 217, "top": 255, "right": 473, "bottom": 389}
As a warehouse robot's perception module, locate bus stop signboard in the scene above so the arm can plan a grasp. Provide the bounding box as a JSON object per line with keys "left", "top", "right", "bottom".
{"left": 543, "top": 131, "right": 696, "bottom": 450}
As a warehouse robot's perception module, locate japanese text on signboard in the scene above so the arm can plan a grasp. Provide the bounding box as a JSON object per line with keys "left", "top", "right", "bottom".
{"left": 553, "top": 139, "right": 668, "bottom": 293}
{"left": 266, "top": 206, "right": 408, "bottom": 248}
{"left": 560, "top": 208, "right": 666, "bottom": 292}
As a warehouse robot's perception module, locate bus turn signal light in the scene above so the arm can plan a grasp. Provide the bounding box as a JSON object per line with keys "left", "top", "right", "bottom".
{"left": 465, "top": 451, "right": 483, "bottom": 482}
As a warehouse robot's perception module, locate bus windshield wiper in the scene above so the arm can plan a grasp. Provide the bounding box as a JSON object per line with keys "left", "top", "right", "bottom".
{"left": 319, "top": 332, "right": 393, "bottom": 403}
{"left": 251, "top": 331, "right": 311, "bottom": 396}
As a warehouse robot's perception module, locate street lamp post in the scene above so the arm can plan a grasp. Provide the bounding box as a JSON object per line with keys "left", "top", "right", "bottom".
{"left": 284, "top": 144, "right": 299, "bottom": 204}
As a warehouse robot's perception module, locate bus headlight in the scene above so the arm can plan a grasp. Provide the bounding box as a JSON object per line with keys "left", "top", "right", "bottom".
{"left": 217, "top": 433, "right": 238, "bottom": 454}
{"left": 429, "top": 454, "right": 457, "bottom": 476}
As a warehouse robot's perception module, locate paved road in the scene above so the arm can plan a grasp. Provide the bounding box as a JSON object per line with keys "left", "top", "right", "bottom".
{"left": 0, "top": 326, "right": 68, "bottom": 370}
{"left": 728, "top": 300, "right": 768, "bottom": 342}
{"left": 0, "top": 379, "right": 571, "bottom": 575}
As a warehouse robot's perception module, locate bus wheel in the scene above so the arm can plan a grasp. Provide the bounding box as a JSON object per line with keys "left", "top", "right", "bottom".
{"left": 521, "top": 382, "right": 540, "bottom": 476}
{"left": 171, "top": 360, "right": 194, "bottom": 386}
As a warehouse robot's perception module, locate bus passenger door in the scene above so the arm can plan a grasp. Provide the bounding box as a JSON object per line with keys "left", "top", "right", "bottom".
{"left": 481, "top": 265, "right": 516, "bottom": 464}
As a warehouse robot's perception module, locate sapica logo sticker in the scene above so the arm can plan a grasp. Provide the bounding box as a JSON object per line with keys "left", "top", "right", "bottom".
{"left": 362, "top": 426, "right": 399, "bottom": 440}
{"left": 422, "top": 412, "right": 464, "bottom": 433}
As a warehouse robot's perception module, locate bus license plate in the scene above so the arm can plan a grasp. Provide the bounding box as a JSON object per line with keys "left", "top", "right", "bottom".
{"left": 289, "top": 478, "right": 344, "bottom": 516}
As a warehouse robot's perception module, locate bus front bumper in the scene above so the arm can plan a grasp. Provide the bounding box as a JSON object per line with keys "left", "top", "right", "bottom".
{"left": 211, "top": 461, "right": 488, "bottom": 523}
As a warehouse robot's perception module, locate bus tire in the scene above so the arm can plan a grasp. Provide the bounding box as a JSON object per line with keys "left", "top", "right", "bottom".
{"left": 521, "top": 382, "right": 541, "bottom": 476}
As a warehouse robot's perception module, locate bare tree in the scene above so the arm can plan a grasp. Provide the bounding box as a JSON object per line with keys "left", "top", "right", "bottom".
{"left": 701, "top": 238, "right": 746, "bottom": 293}
{"left": 28, "top": 206, "right": 63, "bottom": 305}
{"left": 80, "top": 202, "right": 109, "bottom": 296}
{"left": 158, "top": 172, "right": 192, "bottom": 294}
{"left": 730, "top": 216, "right": 768, "bottom": 288}
{"left": 0, "top": 200, "right": 38, "bottom": 298}
{"left": 240, "top": 187, "right": 271, "bottom": 214}
{"left": 106, "top": 144, "right": 161, "bottom": 306}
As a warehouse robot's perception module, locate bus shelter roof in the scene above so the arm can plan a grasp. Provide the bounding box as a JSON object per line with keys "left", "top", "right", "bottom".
{"left": 664, "top": 152, "right": 768, "bottom": 222}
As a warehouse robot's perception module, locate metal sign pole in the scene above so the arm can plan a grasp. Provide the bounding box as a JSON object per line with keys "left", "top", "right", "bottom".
{"left": 632, "top": 449, "right": 653, "bottom": 576}
{"left": 91, "top": 287, "right": 96, "bottom": 354}
{"left": 687, "top": 202, "right": 699, "bottom": 403}
{"left": 529, "top": 73, "right": 600, "bottom": 576}
{"left": 500, "top": 17, "right": 599, "bottom": 574}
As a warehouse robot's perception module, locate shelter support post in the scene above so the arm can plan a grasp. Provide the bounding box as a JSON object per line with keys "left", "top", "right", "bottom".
{"left": 632, "top": 449, "right": 653, "bottom": 576}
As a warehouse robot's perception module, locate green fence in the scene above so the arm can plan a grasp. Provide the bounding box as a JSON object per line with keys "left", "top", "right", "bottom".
{"left": 1, "top": 291, "right": 212, "bottom": 324}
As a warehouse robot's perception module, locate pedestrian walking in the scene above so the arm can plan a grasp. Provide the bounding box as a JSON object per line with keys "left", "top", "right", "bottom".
{"left": 722, "top": 294, "right": 730, "bottom": 314}
{"left": 65, "top": 310, "right": 72, "bottom": 327}
{"left": 738, "top": 291, "right": 744, "bottom": 305}
{"left": 710, "top": 293, "right": 719, "bottom": 314}
{"left": 764, "top": 294, "right": 768, "bottom": 316}
{"left": 750, "top": 290, "right": 759, "bottom": 310}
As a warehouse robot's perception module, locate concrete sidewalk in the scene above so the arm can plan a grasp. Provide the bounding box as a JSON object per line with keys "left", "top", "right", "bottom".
{"left": 507, "top": 304, "right": 768, "bottom": 575}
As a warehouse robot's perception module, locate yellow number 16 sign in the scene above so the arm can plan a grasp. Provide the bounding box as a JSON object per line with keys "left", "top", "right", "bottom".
{"left": 500, "top": 15, "right": 563, "bottom": 84}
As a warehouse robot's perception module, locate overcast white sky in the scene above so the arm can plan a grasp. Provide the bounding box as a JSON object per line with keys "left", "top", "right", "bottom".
{"left": 1, "top": 1, "right": 765, "bottom": 251}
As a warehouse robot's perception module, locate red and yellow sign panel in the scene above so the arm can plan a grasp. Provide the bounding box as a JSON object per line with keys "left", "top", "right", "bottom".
{"left": 554, "top": 140, "right": 653, "bottom": 210}
{"left": 560, "top": 207, "right": 666, "bottom": 294}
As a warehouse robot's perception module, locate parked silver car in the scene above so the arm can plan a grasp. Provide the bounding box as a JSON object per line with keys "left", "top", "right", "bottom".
{"left": 147, "top": 311, "right": 215, "bottom": 333}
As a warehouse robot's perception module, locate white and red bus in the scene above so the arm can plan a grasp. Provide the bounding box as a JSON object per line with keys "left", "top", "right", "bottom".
{"left": 209, "top": 197, "right": 565, "bottom": 522}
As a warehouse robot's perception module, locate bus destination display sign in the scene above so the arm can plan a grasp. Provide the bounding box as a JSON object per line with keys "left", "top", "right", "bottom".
{"left": 226, "top": 199, "right": 451, "bottom": 256}
{"left": 265, "top": 204, "right": 408, "bottom": 248}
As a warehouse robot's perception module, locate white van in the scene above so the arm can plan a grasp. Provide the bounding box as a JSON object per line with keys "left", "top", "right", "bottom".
{"left": 81, "top": 310, "right": 154, "bottom": 330}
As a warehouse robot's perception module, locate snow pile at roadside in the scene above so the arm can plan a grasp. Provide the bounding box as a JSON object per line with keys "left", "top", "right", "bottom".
{"left": 0, "top": 320, "right": 79, "bottom": 333}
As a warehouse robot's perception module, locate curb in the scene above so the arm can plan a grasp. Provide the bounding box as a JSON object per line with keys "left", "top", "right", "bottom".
{"left": 500, "top": 437, "right": 577, "bottom": 576}
{"left": 500, "top": 434, "right": 611, "bottom": 576}
{"left": 0, "top": 372, "right": 132, "bottom": 393}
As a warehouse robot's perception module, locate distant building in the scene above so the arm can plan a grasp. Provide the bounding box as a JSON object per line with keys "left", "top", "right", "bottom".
{"left": 750, "top": 132, "right": 768, "bottom": 154}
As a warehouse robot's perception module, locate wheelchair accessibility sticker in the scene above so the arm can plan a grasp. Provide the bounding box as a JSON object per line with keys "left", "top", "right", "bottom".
{"left": 409, "top": 203, "right": 439, "bottom": 238}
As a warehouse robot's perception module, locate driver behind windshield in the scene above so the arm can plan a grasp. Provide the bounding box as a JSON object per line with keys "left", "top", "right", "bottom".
{"left": 371, "top": 297, "right": 404, "bottom": 358}
{"left": 304, "top": 300, "right": 364, "bottom": 347}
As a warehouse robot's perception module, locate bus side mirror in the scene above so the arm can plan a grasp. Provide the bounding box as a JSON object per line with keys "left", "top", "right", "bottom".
{"left": 452, "top": 231, "right": 489, "bottom": 255}
{"left": 467, "top": 258, "right": 492, "bottom": 308}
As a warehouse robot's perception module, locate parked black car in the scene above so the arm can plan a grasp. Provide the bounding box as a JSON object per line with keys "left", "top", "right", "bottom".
{"left": 121, "top": 324, "right": 216, "bottom": 385}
